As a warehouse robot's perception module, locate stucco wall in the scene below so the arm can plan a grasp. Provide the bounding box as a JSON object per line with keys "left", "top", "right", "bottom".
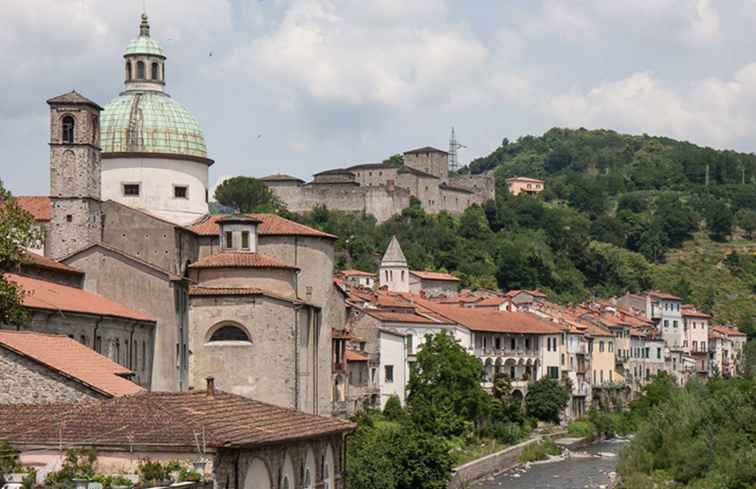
{"left": 0, "top": 347, "right": 105, "bottom": 404}
{"left": 190, "top": 267, "right": 297, "bottom": 297}
{"left": 409, "top": 277, "right": 459, "bottom": 297}
{"left": 63, "top": 247, "right": 171, "bottom": 390}
{"left": 378, "top": 330, "right": 406, "bottom": 407}
{"left": 102, "top": 156, "right": 209, "bottom": 226}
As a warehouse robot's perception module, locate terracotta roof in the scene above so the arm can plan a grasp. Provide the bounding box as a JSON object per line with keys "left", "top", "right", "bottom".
{"left": 259, "top": 174, "right": 305, "bottom": 183}
{"left": 22, "top": 253, "right": 83, "bottom": 275}
{"left": 189, "top": 214, "right": 337, "bottom": 239}
{"left": 682, "top": 306, "right": 711, "bottom": 319}
{"left": 404, "top": 146, "right": 448, "bottom": 155}
{"left": 6, "top": 273, "right": 154, "bottom": 322}
{"left": 0, "top": 331, "right": 142, "bottom": 397}
{"left": 0, "top": 390, "right": 354, "bottom": 450}
{"left": 712, "top": 325, "right": 747, "bottom": 337}
{"left": 188, "top": 252, "right": 299, "bottom": 270}
{"left": 648, "top": 290, "right": 682, "bottom": 301}
{"left": 188, "top": 286, "right": 307, "bottom": 305}
{"left": 14, "top": 196, "right": 51, "bottom": 221}
{"left": 506, "top": 176, "right": 544, "bottom": 183}
{"left": 411, "top": 270, "right": 459, "bottom": 282}
{"left": 346, "top": 350, "right": 369, "bottom": 362}
{"left": 475, "top": 297, "right": 507, "bottom": 306}
{"left": 419, "top": 302, "right": 563, "bottom": 334}
{"left": 46, "top": 90, "right": 103, "bottom": 110}
{"left": 365, "top": 310, "right": 441, "bottom": 324}
{"left": 340, "top": 270, "right": 376, "bottom": 277}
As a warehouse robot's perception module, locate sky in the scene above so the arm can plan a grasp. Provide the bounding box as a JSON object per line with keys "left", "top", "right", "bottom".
{"left": 4, "top": 0, "right": 756, "bottom": 196}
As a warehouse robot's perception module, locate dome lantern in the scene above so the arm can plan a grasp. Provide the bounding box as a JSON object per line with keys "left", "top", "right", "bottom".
{"left": 123, "top": 13, "right": 166, "bottom": 92}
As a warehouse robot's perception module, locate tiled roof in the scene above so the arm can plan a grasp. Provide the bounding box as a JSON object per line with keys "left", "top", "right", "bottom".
{"left": 14, "top": 196, "right": 51, "bottom": 221}
{"left": 682, "top": 306, "right": 711, "bottom": 318}
{"left": 259, "top": 174, "right": 305, "bottom": 183}
{"left": 648, "top": 290, "right": 682, "bottom": 301}
{"left": 346, "top": 350, "right": 369, "bottom": 362}
{"left": 6, "top": 273, "right": 154, "bottom": 322}
{"left": 398, "top": 166, "right": 438, "bottom": 179}
{"left": 189, "top": 214, "right": 337, "bottom": 239}
{"left": 188, "top": 286, "right": 306, "bottom": 305}
{"left": 365, "top": 310, "right": 441, "bottom": 324}
{"left": 505, "top": 176, "right": 544, "bottom": 183}
{"left": 22, "top": 253, "right": 83, "bottom": 276}
{"left": 46, "top": 90, "right": 103, "bottom": 110}
{"left": 404, "top": 146, "right": 448, "bottom": 155}
{"left": 711, "top": 325, "right": 747, "bottom": 337}
{"left": 0, "top": 390, "right": 354, "bottom": 450}
{"left": 419, "top": 302, "right": 563, "bottom": 334}
{"left": 438, "top": 183, "right": 474, "bottom": 194}
{"left": 188, "top": 252, "right": 299, "bottom": 270}
{"left": 346, "top": 162, "right": 396, "bottom": 171}
{"left": 475, "top": 297, "right": 507, "bottom": 306}
{"left": 410, "top": 270, "right": 459, "bottom": 282}
{"left": 312, "top": 168, "right": 356, "bottom": 177}
{"left": 340, "top": 270, "right": 376, "bottom": 277}
{"left": 0, "top": 331, "right": 142, "bottom": 398}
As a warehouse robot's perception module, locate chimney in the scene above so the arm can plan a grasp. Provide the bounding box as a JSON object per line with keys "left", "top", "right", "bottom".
{"left": 206, "top": 377, "right": 215, "bottom": 398}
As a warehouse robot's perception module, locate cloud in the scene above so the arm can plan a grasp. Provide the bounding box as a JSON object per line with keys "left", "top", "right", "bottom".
{"left": 547, "top": 64, "right": 756, "bottom": 148}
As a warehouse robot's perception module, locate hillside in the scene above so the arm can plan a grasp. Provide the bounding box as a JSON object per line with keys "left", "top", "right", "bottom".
{"left": 292, "top": 128, "right": 756, "bottom": 330}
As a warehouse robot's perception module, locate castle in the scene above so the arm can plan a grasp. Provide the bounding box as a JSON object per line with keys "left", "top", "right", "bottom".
{"left": 261, "top": 146, "right": 495, "bottom": 222}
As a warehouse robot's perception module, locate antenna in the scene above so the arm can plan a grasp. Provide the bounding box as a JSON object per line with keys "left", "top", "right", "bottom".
{"left": 448, "top": 127, "right": 466, "bottom": 173}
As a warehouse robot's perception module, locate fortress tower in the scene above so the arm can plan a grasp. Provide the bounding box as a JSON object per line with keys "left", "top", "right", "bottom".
{"left": 46, "top": 91, "right": 103, "bottom": 259}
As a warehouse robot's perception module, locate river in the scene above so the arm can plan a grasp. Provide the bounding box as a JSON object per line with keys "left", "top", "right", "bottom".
{"left": 473, "top": 439, "right": 627, "bottom": 489}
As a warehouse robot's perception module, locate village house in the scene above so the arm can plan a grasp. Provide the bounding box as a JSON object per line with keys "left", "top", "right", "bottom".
{"left": 0, "top": 379, "right": 354, "bottom": 489}
{"left": 709, "top": 325, "right": 747, "bottom": 378}
{"left": 0, "top": 330, "right": 143, "bottom": 404}
{"left": 506, "top": 176, "right": 545, "bottom": 196}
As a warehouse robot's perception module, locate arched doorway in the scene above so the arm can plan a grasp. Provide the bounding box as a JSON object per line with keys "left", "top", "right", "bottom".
{"left": 243, "top": 458, "right": 271, "bottom": 489}
{"left": 484, "top": 358, "right": 494, "bottom": 382}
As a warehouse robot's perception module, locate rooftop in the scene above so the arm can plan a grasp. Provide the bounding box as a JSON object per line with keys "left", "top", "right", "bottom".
{"left": 188, "top": 252, "right": 299, "bottom": 270}
{"left": 0, "top": 331, "right": 142, "bottom": 398}
{"left": 14, "top": 196, "right": 51, "bottom": 221}
{"left": 6, "top": 273, "right": 154, "bottom": 322}
{"left": 419, "top": 301, "right": 563, "bottom": 334}
{"left": 259, "top": 174, "right": 305, "bottom": 183}
{"left": 404, "top": 146, "right": 449, "bottom": 155}
{"left": 506, "top": 176, "right": 544, "bottom": 183}
{"left": 188, "top": 286, "right": 309, "bottom": 306}
{"left": 22, "top": 252, "right": 83, "bottom": 276}
{"left": 46, "top": 90, "right": 103, "bottom": 110}
{"left": 410, "top": 270, "right": 460, "bottom": 282}
{"left": 189, "top": 214, "right": 337, "bottom": 239}
{"left": 346, "top": 350, "right": 369, "bottom": 362}
{"left": 340, "top": 270, "right": 376, "bottom": 277}
{"left": 0, "top": 390, "right": 354, "bottom": 450}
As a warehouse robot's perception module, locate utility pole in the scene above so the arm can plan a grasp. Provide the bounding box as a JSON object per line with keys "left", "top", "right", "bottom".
{"left": 705, "top": 163, "right": 710, "bottom": 187}
{"left": 448, "top": 127, "right": 466, "bottom": 173}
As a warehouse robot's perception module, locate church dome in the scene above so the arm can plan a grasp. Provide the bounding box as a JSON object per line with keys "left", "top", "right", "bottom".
{"left": 100, "top": 92, "right": 208, "bottom": 159}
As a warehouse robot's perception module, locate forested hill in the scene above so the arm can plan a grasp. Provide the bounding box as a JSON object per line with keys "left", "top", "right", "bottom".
{"left": 463, "top": 127, "right": 756, "bottom": 190}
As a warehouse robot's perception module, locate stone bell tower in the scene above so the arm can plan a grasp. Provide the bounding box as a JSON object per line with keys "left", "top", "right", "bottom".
{"left": 46, "top": 90, "right": 103, "bottom": 259}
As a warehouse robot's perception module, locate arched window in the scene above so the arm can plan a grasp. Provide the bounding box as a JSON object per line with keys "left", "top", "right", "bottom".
{"left": 125, "top": 61, "right": 132, "bottom": 80}
{"left": 62, "top": 116, "right": 75, "bottom": 144}
{"left": 137, "top": 61, "right": 145, "bottom": 79}
{"left": 151, "top": 62, "right": 159, "bottom": 80}
{"left": 208, "top": 324, "right": 250, "bottom": 342}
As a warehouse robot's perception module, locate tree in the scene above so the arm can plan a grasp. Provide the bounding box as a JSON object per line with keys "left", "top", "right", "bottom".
{"left": 736, "top": 208, "right": 756, "bottom": 240}
{"left": 406, "top": 332, "right": 490, "bottom": 438}
{"left": 525, "top": 378, "right": 568, "bottom": 423}
{"left": 383, "top": 395, "right": 403, "bottom": 421}
{"left": 0, "top": 181, "right": 39, "bottom": 326}
{"left": 213, "top": 176, "right": 284, "bottom": 213}
{"left": 703, "top": 198, "right": 733, "bottom": 241}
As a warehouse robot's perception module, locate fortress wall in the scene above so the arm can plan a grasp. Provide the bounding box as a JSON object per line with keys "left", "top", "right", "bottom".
{"left": 404, "top": 152, "right": 448, "bottom": 181}
{"left": 353, "top": 168, "right": 398, "bottom": 187}
{"left": 449, "top": 174, "right": 496, "bottom": 200}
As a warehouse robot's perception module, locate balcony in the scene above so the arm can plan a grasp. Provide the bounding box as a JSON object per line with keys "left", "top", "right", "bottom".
{"left": 475, "top": 348, "right": 539, "bottom": 359}
{"left": 568, "top": 344, "right": 588, "bottom": 355}
{"left": 571, "top": 380, "right": 591, "bottom": 397}
{"left": 615, "top": 355, "right": 628, "bottom": 366}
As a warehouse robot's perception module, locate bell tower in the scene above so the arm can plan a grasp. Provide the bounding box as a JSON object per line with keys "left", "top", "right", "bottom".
{"left": 46, "top": 90, "right": 103, "bottom": 259}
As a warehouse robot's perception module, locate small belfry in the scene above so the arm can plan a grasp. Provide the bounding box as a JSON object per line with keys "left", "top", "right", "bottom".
{"left": 123, "top": 13, "right": 166, "bottom": 93}
{"left": 379, "top": 236, "right": 409, "bottom": 293}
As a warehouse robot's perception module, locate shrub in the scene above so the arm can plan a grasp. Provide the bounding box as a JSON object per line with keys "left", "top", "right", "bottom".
{"left": 492, "top": 421, "right": 524, "bottom": 445}
{"left": 138, "top": 461, "right": 167, "bottom": 484}
{"left": 45, "top": 448, "right": 97, "bottom": 489}
{"left": 566, "top": 420, "right": 594, "bottom": 438}
{"left": 383, "top": 395, "right": 403, "bottom": 421}
{"left": 519, "top": 440, "right": 561, "bottom": 463}
{"left": 525, "top": 379, "right": 569, "bottom": 423}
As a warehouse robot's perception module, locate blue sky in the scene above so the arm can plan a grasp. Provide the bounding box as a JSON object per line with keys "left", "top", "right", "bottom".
{"left": 3, "top": 0, "right": 756, "bottom": 195}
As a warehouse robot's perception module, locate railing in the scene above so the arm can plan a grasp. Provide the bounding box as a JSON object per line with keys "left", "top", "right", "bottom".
{"left": 475, "top": 348, "right": 539, "bottom": 358}
{"left": 571, "top": 381, "right": 591, "bottom": 397}
{"left": 568, "top": 344, "right": 587, "bottom": 355}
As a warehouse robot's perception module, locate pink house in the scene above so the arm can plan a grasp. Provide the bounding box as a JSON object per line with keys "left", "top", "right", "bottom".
{"left": 506, "top": 177, "right": 544, "bottom": 196}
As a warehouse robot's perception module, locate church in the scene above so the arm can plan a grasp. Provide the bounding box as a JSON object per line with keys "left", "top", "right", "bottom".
{"left": 13, "top": 14, "right": 340, "bottom": 416}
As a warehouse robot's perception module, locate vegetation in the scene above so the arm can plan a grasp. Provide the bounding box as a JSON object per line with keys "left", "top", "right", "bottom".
{"left": 519, "top": 439, "right": 561, "bottom": 463}
{"left": 0, "top": 180, "right": 40, "bottom": 326}
{"left": 213, "top": 176, "right": 284, "bottom": 213}
{"left": 44, "top": 449, "right": 97, "bottom": 489}
{"left": 524, "top": 378, "right": 569, "bottom": 424}
{"left": 0, "top": 441, "right": 20, "bottom": 484}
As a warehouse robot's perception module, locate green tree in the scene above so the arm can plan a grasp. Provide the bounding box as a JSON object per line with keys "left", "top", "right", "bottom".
{"left": 703, "top": 198, "right": 734, "bottom": 241}
{"left": 213, "top": 176, "right": 284, "bottom": 213}
{"left": 524, "top": 378, "right": 569, "bottom": 423}
{"left": 736, "top": 208, "right": 756, "bottom": 239}
{"left": 406, "top": 332, "right": 490, "bottom": 438}
{"left": 0, "top": 181, "right": 40, "bottom": 326}
{"left": 383, "top": 395, "right": 403, "bottom": 421}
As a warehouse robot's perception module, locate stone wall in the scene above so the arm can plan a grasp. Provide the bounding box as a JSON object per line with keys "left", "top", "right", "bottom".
{"left": 190, "top": 267, "right": 297, "bottom": 297}
{"left": 214, "top": 435, "right": 346, "bottom": 489}
{"left": 404, "top": 151, "right": 448, "bottom": 181}
{"left": 450, "top": 174, "right": 496, "bottom": 200}
{"left": 48, "top": 198, "right": 102, "bottom": 260}
{"left": 0, "top": 346, "right": 106, "bottom": 404}
{"left": 0, "top": 310, "right": 153, "bottom": 388}
{"left": 62, "top": 246, "right": 170, "bottom": 390}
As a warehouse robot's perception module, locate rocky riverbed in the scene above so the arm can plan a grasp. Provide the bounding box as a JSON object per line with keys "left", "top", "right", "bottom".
{"left": 473, "top": 438, "right": 627, "bottom": 489}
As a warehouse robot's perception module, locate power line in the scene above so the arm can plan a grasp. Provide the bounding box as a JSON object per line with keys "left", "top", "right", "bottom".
{"left": 448, "top": 127, "right": 466, "bottom": 173}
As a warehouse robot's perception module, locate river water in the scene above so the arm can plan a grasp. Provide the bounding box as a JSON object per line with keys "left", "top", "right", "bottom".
{"left": 473, "top": 439, "right": 627, "bottom": 489}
